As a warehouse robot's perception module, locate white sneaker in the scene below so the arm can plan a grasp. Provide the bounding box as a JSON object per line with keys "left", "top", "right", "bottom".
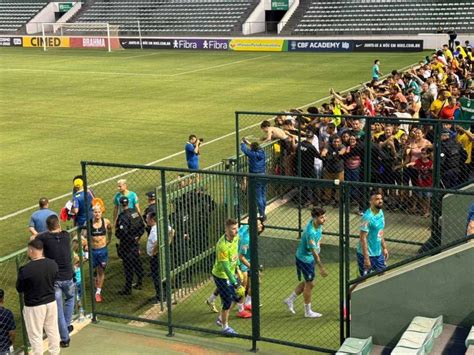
{"left": 304, "top": 310, "right": 322, "bottom": 318}
{"left": 283, "top": 299, "right": 296, "bottom": 314}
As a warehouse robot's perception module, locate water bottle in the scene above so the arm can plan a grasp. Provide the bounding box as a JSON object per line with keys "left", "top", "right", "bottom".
{"left": 79, "top": 307, "right": 85, "bottom": 322}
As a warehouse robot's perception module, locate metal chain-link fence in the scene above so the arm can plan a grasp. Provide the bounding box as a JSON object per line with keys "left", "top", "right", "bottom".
{"left": 82, "top": 159, "right": 473, "bottom": 353}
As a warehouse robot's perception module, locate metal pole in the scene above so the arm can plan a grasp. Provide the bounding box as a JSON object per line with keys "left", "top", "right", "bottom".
{"left": 248, "top": 176, "right": 260, "bottom": 352}
{"left": 81, "top": 161, "right": 97, "bottom": 322}
{"left": 430, "top": 122, "right": 442, "bottom": 248}
{"left": 363, "top": 117, "right": 372, "bottom": 206}
{"left": 106, "top": 23, "right": 111, "bottom": 52}
{"left": 41, "top": 23, "right": 47, "bottom": 52}
{"left": 160, "top": 170, "right": 174, "bottom": 337}
{"left": 297, "top": 124, "right": 302, "bottom": 239}
{"left": 137, "top": 20, "right": 143, "bottom": 50}
{"left": 344, "top": 183, "right": 351, "bottom": 338}
{"left": 235, "top": 112, "right": 242, "bottom": 224}
{"left": 15, "top": 257, "right": 30, "bottom": 353}
{"left": 338, "top": 183, "right": 345, "bottom": 345}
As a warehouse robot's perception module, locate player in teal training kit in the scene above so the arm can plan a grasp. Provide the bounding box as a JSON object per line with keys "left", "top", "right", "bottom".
{"left": 237, "top": 218, "right": 265, "bottom": 311}
{"left": 284, "top": 208, "right": 328, "bottom": 318}
{"left": 357, "top": 192, "right": 389, "bottom": 276}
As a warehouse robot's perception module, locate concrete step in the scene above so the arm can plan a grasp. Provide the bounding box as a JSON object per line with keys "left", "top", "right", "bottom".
{"left": 431, "top": 324, "right": 469, "bottom": 355}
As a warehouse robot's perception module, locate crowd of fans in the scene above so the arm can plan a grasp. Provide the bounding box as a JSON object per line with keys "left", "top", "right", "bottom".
{"left": 258, "top": 42, "right": 473, "bottom": 215}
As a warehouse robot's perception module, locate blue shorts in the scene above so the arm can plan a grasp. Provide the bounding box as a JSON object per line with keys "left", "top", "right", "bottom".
{"left": 187, "top": 161, "right": 199, "bottom": 170}
{"left": 240, "top": 262, "right": 250, "bottom": 273}
{"left": 296, "top": 257, "right": 315, "bottom": 282}
{"left": 357, "top": 253, "right": 386, "bottom": 276}
{"left": 213, "top": 276, "right": 240, "bottom": 310}
{"left": 92, "top": 247, "right": 108, "bottom": 269}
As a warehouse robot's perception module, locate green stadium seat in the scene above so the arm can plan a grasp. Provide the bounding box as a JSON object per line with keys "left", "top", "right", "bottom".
{"left": 336, "top": 336, "right": 372, "bottom": 355}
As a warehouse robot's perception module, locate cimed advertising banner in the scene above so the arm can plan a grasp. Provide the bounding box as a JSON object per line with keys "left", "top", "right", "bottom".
{"left": 23, "top": 36, "right": 70, "bottom": 48}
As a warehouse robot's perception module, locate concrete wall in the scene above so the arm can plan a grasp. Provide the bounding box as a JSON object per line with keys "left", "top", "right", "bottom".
{"left": 351, "top": 241, "right": 474, "bottom": 347}
{"left": 441, "top": 183, "right": 474, "bottom": 244}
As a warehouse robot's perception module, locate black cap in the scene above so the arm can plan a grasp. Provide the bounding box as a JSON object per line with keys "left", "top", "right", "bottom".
{"left": 0, "top": 289, "right": 4, "bottom": 299}
{"left": 146, "top": 191, "right": 156, "bottom": 199}
{"left": 119, "top": 196, "right": 129, "bottom": 205}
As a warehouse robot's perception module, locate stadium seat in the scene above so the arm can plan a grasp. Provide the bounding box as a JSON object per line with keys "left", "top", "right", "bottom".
{"left": 391, "top": 315, "right": 443, "bottom": 355}
{"left": 70, "top": 0, "right": 257, "bottom": 34}
{"left": 286, "top": 0, "right": 474, "bottom": 35}
{"left": 466, "top": 326, "right": 474, "bottom": 348}
{"left": 336, "top": 336, "right": 372, "bottom": 355}
{"left": 0, "top": 1, "right": 46, "bottom": 33}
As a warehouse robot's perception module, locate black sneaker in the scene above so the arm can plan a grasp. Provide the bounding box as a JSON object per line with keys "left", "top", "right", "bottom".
{"left": 118, "top": 289, "right": 132, "bottom": 296}
{"left": 60, "top": 340, "right": 70, "bottom": 348}
{"left": 68, "top": 325, "right": 74, "bottom": 333}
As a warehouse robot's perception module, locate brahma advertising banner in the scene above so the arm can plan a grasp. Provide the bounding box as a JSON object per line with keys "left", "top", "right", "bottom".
{"left": 353, "top": 40, "right": 423, "bottom": 52}
{"left": 287, "top": 40, "right": 353, "bottom": 52}
{"left": 70, "top": 37, "right": 122, "bottom": 50}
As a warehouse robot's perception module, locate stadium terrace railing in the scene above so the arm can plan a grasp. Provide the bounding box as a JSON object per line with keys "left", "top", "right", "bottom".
{"left": 81, "top": 159, "right": 474, "bottom": 353}
{"left": 0, "top": 226, "right": 86, "bottom": 354}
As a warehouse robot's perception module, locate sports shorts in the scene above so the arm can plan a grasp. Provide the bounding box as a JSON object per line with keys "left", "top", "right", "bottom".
{"left": 92, "top": 247, "right": 108, "bottom": 269}
{"left": 296, "top": 257, "right": 315, "bottom": 282}
{"left": 213, "top": 276, "right": 240, "bottom": 310}
{"left": 357, "top": 253, "right": 386, "bottom": 276}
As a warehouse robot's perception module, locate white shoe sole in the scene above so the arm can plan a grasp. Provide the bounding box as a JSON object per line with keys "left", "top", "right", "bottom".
{"left": 283, "top": 300, "right": 296, "bottom": 314}
{"left": 304, "top": 312, "right": 323, "bottom": 318}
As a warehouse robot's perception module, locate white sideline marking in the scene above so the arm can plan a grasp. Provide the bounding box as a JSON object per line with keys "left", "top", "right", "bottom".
{"left": 121, "top": 52, "right": 160, "bottom": 60}
{"left": 0, "top": 54, "right": 271, "bottom": 78}
{"left": 169, "top": 54, "right": 271, "bottom": 76}
{"left": 0, "top": 63, "right": 415, "bottom": 221}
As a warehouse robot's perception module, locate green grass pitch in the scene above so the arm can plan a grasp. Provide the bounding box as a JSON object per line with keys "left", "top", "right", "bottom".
{"left": 0, "top": 48, "right": 431, "bottom": 254}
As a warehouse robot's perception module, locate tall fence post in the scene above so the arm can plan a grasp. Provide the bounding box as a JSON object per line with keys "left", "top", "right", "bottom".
{"left": 15, "top": 257, "right": 30, "bottom": 353}
{"left": 235, "top": 112, "right": 242, "bottom": 224}
{"left": 338, "top": 182, "right": 346, "bottom": 345}
{"left": 430, "top": 121, "right": 442, "bottom": 248}
{"left": 344, "top": 183, "right": 351, "bottom": 339}
{"left": 363, "top": 118, "right": 372, "bottom": 208}
{"left": 248, "top": 175, "right": 260, "bottom": 352}
{"left": 160, "top": 170, "right": 174, "bottom": 337}
{"left": 82, "top": 162, "right": 97, "bottom": 322}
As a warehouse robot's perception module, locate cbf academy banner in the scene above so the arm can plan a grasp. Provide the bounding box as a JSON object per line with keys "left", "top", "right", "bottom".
{"left": 287, "top": 39, "right": 423, "bottom": 52}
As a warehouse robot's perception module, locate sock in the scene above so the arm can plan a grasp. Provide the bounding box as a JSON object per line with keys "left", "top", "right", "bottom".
{"left": 222, "top": 322, "right": 228, "bottom": 329}
{"left": 287, "top": 291, "right": 297, "bottom": 302}
{"left": 304, "top": 303, "right": 312, "bottom": 313}
{"left": 245, "top": 295, "right": 251, "bottom": 305}
{"left": 238, "top": 303, "right": 245, "bottom": 312}
{"left": 208, "top": 293, "right": 217, "bottom": 303}
{"left": 96, "top": 288, "right": 102, "bottom": 295}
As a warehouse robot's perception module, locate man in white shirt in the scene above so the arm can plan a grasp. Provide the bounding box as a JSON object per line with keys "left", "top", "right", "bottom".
{"left": 146, "top": 212, "right": 174, "bottom": 304}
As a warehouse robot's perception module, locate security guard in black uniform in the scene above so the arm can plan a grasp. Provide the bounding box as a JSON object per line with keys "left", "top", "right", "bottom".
{"left": 115, "top": 196, "right": 145, "bottom": 295}
{"left": 142, "top": 191, "right": 157, "bottom": 235}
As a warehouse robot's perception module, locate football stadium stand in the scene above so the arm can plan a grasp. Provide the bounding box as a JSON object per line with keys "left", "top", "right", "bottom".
{"left": 0, "top": 0, "right": 47, "bottom": 33}
{"left": 72, "top": 0, "right": 259, "bottom": 34}
{"left": 285, "top": 0, "right": 474, "bottom": 35}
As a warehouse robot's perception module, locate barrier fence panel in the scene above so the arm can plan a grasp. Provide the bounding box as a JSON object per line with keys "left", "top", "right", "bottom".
{"left": 251, "top": 175, "right": 343, "bottom": 353}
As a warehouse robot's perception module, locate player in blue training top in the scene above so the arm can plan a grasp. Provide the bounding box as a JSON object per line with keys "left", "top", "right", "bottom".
{"left": 237, "top": 218, "right": 265, "bottom": 311}
{"left": 357, "top": 192, "right": 389, "bottom": 276}
{"left": 284, "top": 207, "right": 328, "bottom": 318}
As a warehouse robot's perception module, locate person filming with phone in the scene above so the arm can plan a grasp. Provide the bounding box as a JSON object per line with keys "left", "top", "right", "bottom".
{"left": 185, "top": 134, "right": 203, "bottom": 170}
